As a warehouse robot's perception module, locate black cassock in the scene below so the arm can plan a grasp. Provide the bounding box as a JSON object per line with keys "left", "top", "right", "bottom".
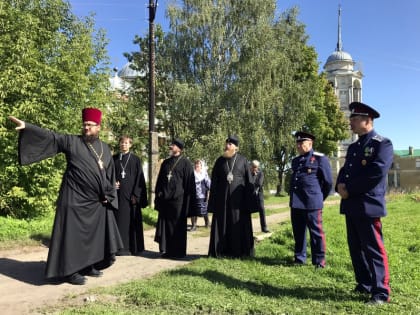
{"left": 113, "top": 152, "right": 148, "bottom": 255}
{"left": 154, "top": 155, "right": 196, "bottom": 257}
{"left": 18, "top": 123, "right": 123, "bottom": 279}
{"left": 208, "top": 153, "right": 255, "bottom": 258}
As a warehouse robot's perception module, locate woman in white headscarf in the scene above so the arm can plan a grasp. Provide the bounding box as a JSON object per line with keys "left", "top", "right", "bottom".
{"left": 189, "top": 159, "right": 211, "bottom": 231}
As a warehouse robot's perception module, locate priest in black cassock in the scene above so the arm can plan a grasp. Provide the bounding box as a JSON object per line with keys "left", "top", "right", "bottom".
{"left": 154, "top": 138, "right": 196, "bottom": 259}
{"left": 8, "top": 108, "right": 123, "bottom": 285}
{"left": 113, "top": 135, "right": 148, "bottom": 255}
{"left": 208, "top": 135, "right": 255, "bottom": 258}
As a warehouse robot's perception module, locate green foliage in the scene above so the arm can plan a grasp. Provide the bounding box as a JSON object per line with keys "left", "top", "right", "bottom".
{"left": 141, "top": 206, "right": 158, "bottom": 228}
{"left": 304, "top": 74, "right": 349, "bottom": 155}
{"left": 129, "top": 1, "right": 347, "bottom": 189}
{"left": 106, "top": 96, "right": 149, "bottom": 157}
{"left": 0, "top": 211, "right": 53, "bottom": 243}
{"left": 0, "top": 0, "right": 110, "bottom": 218}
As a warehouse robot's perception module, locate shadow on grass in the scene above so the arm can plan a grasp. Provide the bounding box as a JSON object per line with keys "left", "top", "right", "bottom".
{"left": 166, "top": 268, "right": 360, "bottom": 302}
{"left": 135, "top": 249, "right": 207, "bottom": 261}
{"left": 253, "top": 255, "right": 295, "bottom": 266}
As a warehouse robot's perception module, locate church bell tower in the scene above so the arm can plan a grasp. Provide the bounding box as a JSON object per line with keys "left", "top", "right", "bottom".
{"left": 323, "top": 5, "right": 363, "bottom": 173}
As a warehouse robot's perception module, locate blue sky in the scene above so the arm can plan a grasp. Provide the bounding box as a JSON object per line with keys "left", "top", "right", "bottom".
{"left": 69, "top": 0, "right": 420, "bottom": 150}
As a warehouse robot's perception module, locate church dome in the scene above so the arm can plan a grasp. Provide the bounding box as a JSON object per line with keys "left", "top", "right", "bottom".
{"left": 109, "top": 75, "right": 124, "bottom": 90}
{"left": 326, "top": 50, "right": 353, "bottom": 64}
{"left": 118, "top": 62, "right": 144, "bottom": 80}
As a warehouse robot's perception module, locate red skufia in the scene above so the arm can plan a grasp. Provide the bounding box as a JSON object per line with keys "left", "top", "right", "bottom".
{"left": 82, "top": 108, "right": 102, "bottom": 125}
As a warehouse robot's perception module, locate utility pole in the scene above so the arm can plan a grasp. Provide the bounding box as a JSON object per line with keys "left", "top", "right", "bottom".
{"left": 148, "top": 0, "right": 158, "bottom": 207}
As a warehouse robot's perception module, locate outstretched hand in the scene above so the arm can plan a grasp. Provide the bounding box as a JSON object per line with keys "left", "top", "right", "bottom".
{"left": 8, "top": 116, "right": 25, "bottom": 130}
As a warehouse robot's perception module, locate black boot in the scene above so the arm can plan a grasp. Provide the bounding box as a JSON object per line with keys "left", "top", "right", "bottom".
{"left": 66, "top": 272, "right": 86, "bottom": 285}
{"left": 204, "top": 215, "right": 209, "bottom": 228}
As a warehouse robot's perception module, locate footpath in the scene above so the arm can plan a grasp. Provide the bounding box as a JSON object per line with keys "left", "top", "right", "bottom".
{"left": 0, "top": 206, "right": 292, "bottom": 314}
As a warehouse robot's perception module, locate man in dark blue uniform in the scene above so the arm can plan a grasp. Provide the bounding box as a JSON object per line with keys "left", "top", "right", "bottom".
{"left": 289, "top": 131, "right": 333, "bottom": 268}
{"left": 336, "top": 102, "right": 393, "bottom": 305}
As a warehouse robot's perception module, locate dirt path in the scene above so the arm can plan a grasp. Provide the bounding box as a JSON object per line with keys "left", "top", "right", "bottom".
{"left": 0, "top": 210, "right": 291, "bottom": 315}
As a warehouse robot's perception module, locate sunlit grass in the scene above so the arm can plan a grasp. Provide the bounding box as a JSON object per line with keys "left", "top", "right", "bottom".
{"left": 57, "top": 194, "right": 420, "bottom": 314}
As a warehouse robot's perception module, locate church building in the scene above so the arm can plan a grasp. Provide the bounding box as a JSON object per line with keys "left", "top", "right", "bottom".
{"left": 323, "top": 6, "right": 420, "bottom": 191}
{"left": 323, "top": 6, "right": 363, "bottom": 176}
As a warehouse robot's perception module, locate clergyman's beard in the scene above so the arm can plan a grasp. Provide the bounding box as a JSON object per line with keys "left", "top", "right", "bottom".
{"left": 82, "top": 134, "right": 99, "bottom": 143}
{"left": 223, "top": 147, "right": 236, "bottom": 158}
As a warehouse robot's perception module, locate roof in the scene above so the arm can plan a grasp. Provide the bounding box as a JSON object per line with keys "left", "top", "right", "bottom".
{"left": 394, "top": 149, "right": 420, "bottom": 158}
{"left": 326, "top": 50, "right": 353, "bottom": 64}
{"left": 118, "top": 62, "right": 144, "bottom": 80}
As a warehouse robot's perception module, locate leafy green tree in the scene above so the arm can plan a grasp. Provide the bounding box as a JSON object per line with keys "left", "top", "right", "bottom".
{"left": 159, "top": 0, "right": 285, "bottom": 167}
{"left": 305, "top": 73, "right": 349, "bottom": 155}
{"left": 129, "top": 1, "right": 348, "bottom": 191}
{"left": 105, "top": 75, "right": 149, "bottom": 158}
{"left": 0, "top": 0, "right": 110, "bottom": 218}
{"left": 125, "top": 25, "right": 174, "bottom": 159}
{"left": 234, "top": 7, "right": 324, "bottom": 193}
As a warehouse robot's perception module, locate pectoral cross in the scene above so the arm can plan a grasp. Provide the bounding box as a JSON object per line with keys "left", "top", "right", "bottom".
{"left": 227, "top": 172, "right": 234, "bottom": 184}
{"left": 167, "top": 171, "right": 173, "bottom": 182}
{"left": 98, "top": 159, "right": 104, "bottom": 170}
{"left": 121, "top": 170, "right": 126, "bottom": 178}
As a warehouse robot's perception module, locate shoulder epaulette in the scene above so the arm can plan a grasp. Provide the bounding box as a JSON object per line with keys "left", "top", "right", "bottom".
{"left": 313, "top": 151, "right": 325, "bottom": 156}
{"left": 372, "top": 135, "right": 384, "bottom": 142}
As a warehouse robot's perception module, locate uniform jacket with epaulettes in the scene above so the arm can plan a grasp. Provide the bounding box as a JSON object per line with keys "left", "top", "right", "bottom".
{"left": 289, "top": 149, "right": 333, "bottom": 210}
{"left": 335, "top": 129, "right": 393, "bottom": 217}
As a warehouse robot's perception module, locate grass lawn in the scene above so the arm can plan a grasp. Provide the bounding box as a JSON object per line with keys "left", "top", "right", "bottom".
{"left": 52, "top": 193, "right": 420, "bottom": 314}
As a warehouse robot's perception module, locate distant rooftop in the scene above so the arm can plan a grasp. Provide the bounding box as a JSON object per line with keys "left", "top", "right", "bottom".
{"left": 394, "top": 148, "right": 420, "bottom": 157}
{"left": 326, "top": 50, "right": 353, "bottom": 63}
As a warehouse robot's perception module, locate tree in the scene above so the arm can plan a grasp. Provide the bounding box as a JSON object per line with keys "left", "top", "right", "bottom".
{"left": 0, "top": 0, "right": 110, "bottom": 218}
{"left": 129, "top": 1, "right": 348, "bottom": 191}
{"left": 163, "top": 0, "right": 282, "bottom": 165}
{"left": 304, "top": 73, "right": 349, "bottom": 155}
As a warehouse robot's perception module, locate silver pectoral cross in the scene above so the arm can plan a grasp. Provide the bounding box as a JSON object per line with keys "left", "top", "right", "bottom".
{"left": 98, "top": 159, "right": 104, "bottom": 169}
{"left": 227, "top": 171, "right": 234, "bottom": 184}
{"left": 121, "top": 170, "right": 126, "bottom": 178}
{"left": 167, "top": 171, "right": 172, "bottom": 182}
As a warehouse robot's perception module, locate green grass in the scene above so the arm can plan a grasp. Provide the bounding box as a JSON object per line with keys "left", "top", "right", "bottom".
{"left": 264, "top": 194, "right": 289, "bottom": 206}
{"left": 0, "top": 211, "right": 54, "bottom": 249}
{"left": 55, "top": 193, "right": 419, "bottom": 314}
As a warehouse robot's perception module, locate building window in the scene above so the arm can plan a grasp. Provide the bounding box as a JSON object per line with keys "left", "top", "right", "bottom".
{"left": 416, "top": 159, "right": 420, "bottom": 168}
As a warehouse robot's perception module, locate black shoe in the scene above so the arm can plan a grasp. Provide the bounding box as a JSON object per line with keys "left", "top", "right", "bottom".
{"left": 190, "top": 225, "right": 197, "bottom": 232}
{"left": 67, "top": 272, "right": 86, "bottom": 285}
{"left": 81, "top": 266, "right": 103, "bottom": 277}
{"left": 262, "top": 228, "right": 270, "bottom": 233}
{"left": 116, "top": 250, "right": 131, "bottom": 256}
{"left": 314, "top": 264, "right": 325, "bottom": 269}
{"left": 86, "top": 267, "right": 103, "bottom": 277}
{"left": 366, "top": 297, "right": 388, "bottom": 305}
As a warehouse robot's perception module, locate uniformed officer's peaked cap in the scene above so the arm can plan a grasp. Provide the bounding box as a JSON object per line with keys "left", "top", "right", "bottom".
{"left": 295, "top": 131, "right": 315, "bottom": 142}
{"left": 171, "top": 138, "right": 184, "bottom": 150}
{"left": 226, "top": 135, "right": 239, "bottom": 147}
{"left": 349, "top": 102, "right": 380, "bottom": 119}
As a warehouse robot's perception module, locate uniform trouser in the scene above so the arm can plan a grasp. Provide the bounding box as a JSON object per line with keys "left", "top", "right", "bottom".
{"left": 345, "top": 215, "right": 390, "bottom": 301}
{"left": 291, "top": 208, "right": 326, "bottom": 266}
